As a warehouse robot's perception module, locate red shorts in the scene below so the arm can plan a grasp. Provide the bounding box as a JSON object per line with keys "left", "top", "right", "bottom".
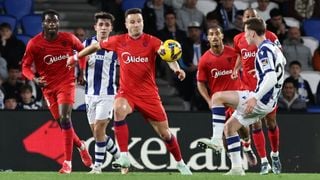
{"left": 43, "top": 85, "right": 75, "bottom": 120}
{"left": 116, "top": 91, "right": 167, "bottom": 121}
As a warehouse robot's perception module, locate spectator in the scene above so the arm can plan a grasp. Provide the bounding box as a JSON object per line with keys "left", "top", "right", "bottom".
{"left": 223, "top": 10, "right": 243, "bottom": 46}
{"left": 255, "top": 0, "right": 279, "bottom": 21}
{"left": 208, "top": 0, "right": 238, "bottom": 31}
{"left": 266, "top": 8, "right": 288, "bottom": 43}
{"left": 156, "top": 9, "right": 187, "bottom": 83}
{"left": 3, "top": 95, "right": 17, "bottom": 110}
{"left": 0, "top": 76, "right": 4, "bottom": 109}
{"left": 278, "top": 78, "right": 307, "bottom": 112}
{"left": 283, "top": 27, "right": 312, "bottom": 70}
{"left": 286, "top": 61, "right": 315, "bottom": 105}
{"left": 312, "top": 45, "right": 320, "bottom": 71}
{"left": 73, "top": 27, "right": 87, "bottom": 42}
{"left": 2, "top": 65, "right": 24, "bottom": 100}
{"left": 142, "top": 0, "right": 172, "bottom": 36}
{"left": 205, "top": 10, "right": 221, "bottom": 30}
{"left": 0, "top": 23, "right": 25, "bottom": 67}
{"left": 176, "top": 0, "right": 205, "bottom": 32}
{"left": 0, "top": 54, "right": 8, "bottom": 80}
{"left": 287, "top": 0, "right": 320, "bottom": 21}
{"left": 17, "top": 84, "right": 41, "bottom": 110}
{"left": 101, "top": 0, "right": 126, "bottom": 33}
{"left": 164, "top": 0, "right": 184, "bottom": 10}
{"left": 178, "top": 21, "right": 209, "bottom": 110}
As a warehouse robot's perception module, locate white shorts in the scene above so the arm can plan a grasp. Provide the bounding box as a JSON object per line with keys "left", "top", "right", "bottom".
{"left": 232, "top": 90, "right": 276, "bottom": 126}
{"left": 85, "top": 95, "right": 115, "bottom": 125}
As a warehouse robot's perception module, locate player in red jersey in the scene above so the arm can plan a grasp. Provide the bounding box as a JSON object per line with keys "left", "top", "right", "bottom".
{"left": 196, "top": 25, "right": 257, "bottom": 167}
{"left": 197, "top": 25, "right": 241, "bottom": 149}
{"left": 21, "top": 9, "right": 92, "bottom": 174}
{"left": 232, "top": 8, "right": 281, "bottom": 175}
{"left": 67, "top": 8, "right": 192, "bottom": 175}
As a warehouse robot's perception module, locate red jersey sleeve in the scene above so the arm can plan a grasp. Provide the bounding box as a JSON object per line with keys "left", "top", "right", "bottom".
{"left": 151, "top": 36, "right": 162, "bottom": 53}
{"left": 70, "top": 33, "right": 86, "bottom": 70}
{"left": 100, "top": 35, "right": 118, "bottom": 51}
{"left": 266, "top": 31, "right": 282, "bottom": 49}
{"left": 22, "top": 40, "right": 35, "bottom": 80}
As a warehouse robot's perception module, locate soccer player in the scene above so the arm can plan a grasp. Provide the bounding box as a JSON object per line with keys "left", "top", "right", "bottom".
{"left": 83, "top": 12, "right": 121, "bottom": 174}
{"left": 21, "top": 9, "right": 92, "bottom": 174}
{"left": 67, "top": 8, "right": 192, "bottom": 175}
{"left": 210, "top": 17, "right": 286, "bottom": 175}
{"left": 233, "top": 8, "right": 282, "bottom": 174}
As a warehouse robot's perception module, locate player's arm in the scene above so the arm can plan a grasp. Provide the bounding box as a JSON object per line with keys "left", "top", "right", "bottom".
{"left": 197, "top": 81, "right": 211, "bottom": 107}
{"left": 67, "top": 42, "right": 101, "bottom": 67}
{"left": 231, "top": 55, "right": 242, "bottom": 79}
{"left": 166, "top": 61, "right": 185, "bottom": 81}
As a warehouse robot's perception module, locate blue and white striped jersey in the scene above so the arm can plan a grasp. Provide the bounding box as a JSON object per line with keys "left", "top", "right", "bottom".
{"left": 83, "top": 36, "right": 117, "bottom": 96}
{"left": 254, "top": 40, "right": 286, "bottom": 105}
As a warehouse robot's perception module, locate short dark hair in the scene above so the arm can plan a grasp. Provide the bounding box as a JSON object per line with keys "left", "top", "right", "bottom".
{"left": 42, "top": 9, "right": 60, "bottom": 22}
{"left": 20, "top": 84, "right": 33, "bottom": 93}
{"left": 283, "top": 77, "right": 296, "bottom": 87}
{"left": 289, "top": 60, "right": 302, "bottom": 68}
{"left": 0, "top": 22, "right": 11, "bottom": 30}
{"left": 125, "top": 8, "right": 142, "bottom": 19}
{"left": 207, "top": 25, "right": 224, "bottom": 35}
{"left": 94, "top": 11, "right": 115, "bottom": 24}
{"left": 164, "top": 8, "right": 176, "bottom": 18}
{"left": 270, "top": 8, "right": 282, "bottom": 18}
{"left": 244, "top": 17, "right": 266, "bottom": 36}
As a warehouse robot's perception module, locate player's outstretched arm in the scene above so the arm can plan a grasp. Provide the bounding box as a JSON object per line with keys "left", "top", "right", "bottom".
{"left": 231, "top": 55, "right": 241, "bottom": 79}
{"left": 167, "top": 61, "right": 185, "bottom": 81}
{"left": 66, "top": 42, "right": 101, "bottom": 67}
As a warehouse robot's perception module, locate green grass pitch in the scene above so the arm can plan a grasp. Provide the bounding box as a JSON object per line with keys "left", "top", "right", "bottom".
{"left": 1, "top": 172, "right": 320, "bottom": 180}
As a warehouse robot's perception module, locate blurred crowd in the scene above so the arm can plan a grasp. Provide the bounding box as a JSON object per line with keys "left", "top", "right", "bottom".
{"left": 1, "top": 0, "right": 320, "bottom": 112}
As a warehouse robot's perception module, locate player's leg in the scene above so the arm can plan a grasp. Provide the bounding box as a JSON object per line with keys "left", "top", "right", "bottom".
{"left": 252, "top": 120, "right": 271, "bottom": 175}
{"left": 238, "top": 126, "right": 257, "bottom": 166}
{"left": 224, "top": 116, "right": 245, "bottom": 175}
{"left": 264, "top": 110, "right": 281, "bottom": 174}
{"left": 112, "top": 96, "right": 132, "bottom": 169}
{"left": 148, "top": 119, "right": 192, "bottom": 175}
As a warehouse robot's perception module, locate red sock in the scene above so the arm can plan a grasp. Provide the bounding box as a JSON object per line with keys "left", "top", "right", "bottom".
{"left": 165, "top": 135, "right": 182, "bottom": 161}
{"left": 62, "top": 128, "right": 74, "bottom": 161}
{"left": 268, "top": 126, "right": 279, "bottom": 152}
{"left": 114, "top": 120, "right": 129, "bottom": 152}
{"left": 252, "top": 129, "right": 266, "bottom": 158}
{"left": 72, "top": 129, "right": 82, "bottom": 148}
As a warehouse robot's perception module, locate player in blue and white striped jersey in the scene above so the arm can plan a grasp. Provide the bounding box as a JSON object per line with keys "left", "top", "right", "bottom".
{"left": 83, "top": 12, "right": 121, "bottom": 174}
{"left": 208, "top": 18, "right": 286, "bottom": 175}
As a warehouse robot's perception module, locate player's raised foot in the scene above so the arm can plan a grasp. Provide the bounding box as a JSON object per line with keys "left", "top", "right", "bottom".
{"left": 243, "top": 149, "right": 258, "bottom": 166}
{"left": 177, "top": 162, "right": 192, "bottom": 175}
{"left": 112, "top": 155, "right": 130, "bottom": 169}
{"left": 59, "top": 161, "right": 72, "bottom": 174}
{"left": 271, "top": 155, "right": 282, "bottom": 174}
{"left": 197, "top": 138, "right": 223, "bottom": 153}
{"left": 88, "top": 164, "right": 102, "bottom": 174}
{"left": 260, "top": 162, "right": 271, "bottom": 175}
{"left": 78, "top": 140, "right": 93, "bottom": 167}
{"left": 224, "top": 167, "right": 245, "bottom": 176}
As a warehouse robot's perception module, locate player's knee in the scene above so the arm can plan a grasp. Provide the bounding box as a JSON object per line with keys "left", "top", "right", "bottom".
{"left": 212, "top": 92, "right": 224, "bottom": 104}
{"left": 59, "top": 115, "right": 72, "bottom": 127}
{"left": 252, "top": 121, "right": 262, "bottom": 130}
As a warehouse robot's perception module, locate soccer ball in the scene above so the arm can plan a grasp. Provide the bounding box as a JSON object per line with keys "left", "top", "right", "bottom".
{"left": 158, "top": 39, "right": 182, "bottom": 62}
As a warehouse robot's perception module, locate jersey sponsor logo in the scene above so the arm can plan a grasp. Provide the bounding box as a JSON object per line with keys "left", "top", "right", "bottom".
{"left": 210, "top": 68, "right": 233, "bottom": 78}
{"left": 43, "top": 54, "right": 70, "bottom": 65}
{"left": 241, "top": 49, "right": 256, "bottom": 60}
{"left": 121, "top": 52, "right": 149, "bottom": 64}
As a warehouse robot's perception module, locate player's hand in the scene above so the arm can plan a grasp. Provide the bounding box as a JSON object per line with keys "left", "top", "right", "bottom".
{"left": 248, "top": 69, "right": 256, "bottom": 78}
{"left": 175, "top": 69, "right": 186, "bottom": 81}
{"left": 77, "top": 71, "right": 86, "bottom": 86}
{"left": 231, "top": 70, "right": 238, "bottom": 79}
{"left": 66, "top": 56, "right": 78, "bottom": 69}
{"left": 244, "top": 97, "right": 257, "bottom": 115}
{"left": 34, "top": 77, "right": 46, "bottom": 87}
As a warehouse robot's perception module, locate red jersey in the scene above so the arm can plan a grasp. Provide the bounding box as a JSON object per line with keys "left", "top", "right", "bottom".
{"left": 22, "top": 32, "right": 84, "bottom": 90}
{"left": 100, "top": 33, "right": 161, "bottom": 97}
{"left": 233, "top": 31, "right": 281, "bottom": 90}
{"left": 197, "top": 46, "right": 241, "bottom": 96}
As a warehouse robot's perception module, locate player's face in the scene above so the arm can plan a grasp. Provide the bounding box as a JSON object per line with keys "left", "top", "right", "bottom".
{"left": 42, "top": 14, "right": 59, "bottom": 35}
{"left": 244, "top": 25, "right": 255, "bottom": 45}
{"left": 243, "top": 9, "right": 257, "bottom": 23}
{"left": 94, "top": 18, "right": 113, "bottom": 40}
{"left": 125, "top": 14, "right": 143, "bottom": 38}
{"left": 207, "top": 28, "right": 223, "bottom": 48}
